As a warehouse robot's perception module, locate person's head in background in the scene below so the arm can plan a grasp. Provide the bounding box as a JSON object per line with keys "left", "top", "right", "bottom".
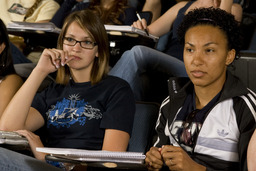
{"left": 89, "top": 0, "right": 129, "bottom": 24}
{"left": 56, "top": 9, "right": 109, "bottom": 85}
{"left": 177, "top": 7, "right": 242, "bottom": 91}
{"left": 0, "top": 19, "right": 16, "bottom": 80}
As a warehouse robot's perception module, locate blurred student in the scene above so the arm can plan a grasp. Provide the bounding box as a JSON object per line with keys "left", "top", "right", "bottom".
{"left": 0, "top": 0, "right": 60, "bottom": 63}
{"left": 51, "top": 0, "right": 137, "bottom": 28}
{"left": 0, "top": 18, "right": 23, "bottom": 118}
{"left": 0, "top": 0, "right": 60, "bottom": 25}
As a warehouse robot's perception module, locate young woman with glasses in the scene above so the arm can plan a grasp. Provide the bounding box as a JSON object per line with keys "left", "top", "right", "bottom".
{"left": 0, "top": 9, "right": 135, "bottom": 170}
{"left": 144, "top": 7, "right": 256, "bottom": 171}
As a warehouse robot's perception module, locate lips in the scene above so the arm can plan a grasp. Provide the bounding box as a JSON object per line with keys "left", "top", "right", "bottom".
{"left": 190, "top": 70, "right": 205, "bottom": 77}
{"left": 68, "top": 52, "right": 81, "bottom": 60}
{"left": 70, "top": 55, "right": 81, "bottom": 60}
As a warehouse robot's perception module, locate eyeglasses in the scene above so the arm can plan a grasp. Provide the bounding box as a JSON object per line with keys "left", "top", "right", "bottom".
{"left": 180, "top": 109, "right": 200, "bottom": 146}
{"left": 63, "top": 37, "right": 97, "bottom": 49}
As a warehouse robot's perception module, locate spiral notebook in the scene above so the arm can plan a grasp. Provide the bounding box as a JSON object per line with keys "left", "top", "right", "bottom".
{"left": 0, "top": 131, "right": 29, "bottom": 150}
{"left": 104, "top": 25, "right": 159, "bottom": 42}
{"left": 36, "top": 147, "right": 145, "bottom": 164}
{"left": 7, "top": 21, "right": 61, "bottom": 33}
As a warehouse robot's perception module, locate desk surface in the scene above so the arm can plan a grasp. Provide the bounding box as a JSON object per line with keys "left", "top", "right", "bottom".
{"left": 8, "top": 28, "right": 59, "bottom": 45}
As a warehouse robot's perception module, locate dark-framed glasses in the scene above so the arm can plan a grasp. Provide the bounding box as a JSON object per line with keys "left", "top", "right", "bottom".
{"left": 180, "top": 109, "right": 200, "bottom": 146}
{"left": 63, "top": 37, "right": 97, "bottom": 49}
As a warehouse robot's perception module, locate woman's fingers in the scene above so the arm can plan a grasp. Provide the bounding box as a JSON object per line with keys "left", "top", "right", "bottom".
{"left": 132, "top": 20, "right": 147, "bottom": 30}
{"left": 145, "top": 147, "right": 164, "bottom": 170}
{"left": 44, "top": 49, "right": 72, "bottom": 68}
{"left": 50, "top": 49, "right": 65, "bottom": 68}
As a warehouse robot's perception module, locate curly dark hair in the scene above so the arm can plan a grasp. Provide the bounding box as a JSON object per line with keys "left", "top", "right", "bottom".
{"left": 177, "top": 7, "right": 242, "bottom": 58}
{"left": 89, "top": 0, "right": 128, "bottom": 25}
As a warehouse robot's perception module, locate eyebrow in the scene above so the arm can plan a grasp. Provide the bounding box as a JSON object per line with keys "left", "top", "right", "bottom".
{"left": 65, "top": 34, "right": 91, "bottom": 40}
{"left": 185, "top": 42, "right": 218, "bottom": 47}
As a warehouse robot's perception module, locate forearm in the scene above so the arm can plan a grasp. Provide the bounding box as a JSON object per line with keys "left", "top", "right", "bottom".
{"left": 231, "top": 3, "right": 243, "bottom": 23}
{"left": 219, "top": 0, "right": 233, "bottom": 13}
{"left": 0, "top": 75, "right": 23, "bottom": 117}
{"left": 102, "top": 129, "right": 130, "bottom": 151}
{"left": 142, "top": 0, "right": 161, "bottom": 9}
{"left": 142, "top": 0, "right": 161, "bottom": 22}
{"left": 248, "top": 130, "right": 256, "bottom": 171}
{"left": 147, "top": 2, "right": 184, "bottom": 37}
{"left": 0, "top": 69, "right": 47, "bottom": 131}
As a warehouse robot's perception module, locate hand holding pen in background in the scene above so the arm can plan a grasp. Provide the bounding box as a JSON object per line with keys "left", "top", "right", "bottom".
{"left": 136, "top": 12, "right": 150, "bottom": 36}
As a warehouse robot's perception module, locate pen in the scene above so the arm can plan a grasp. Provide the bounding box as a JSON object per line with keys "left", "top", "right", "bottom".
{"left": 136, "top": 12, "right": 149, "bottom": 36}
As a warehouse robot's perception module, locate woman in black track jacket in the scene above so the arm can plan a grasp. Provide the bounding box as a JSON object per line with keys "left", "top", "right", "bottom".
{"left": 145, "top": 7, "right": 256, "bottom": 171}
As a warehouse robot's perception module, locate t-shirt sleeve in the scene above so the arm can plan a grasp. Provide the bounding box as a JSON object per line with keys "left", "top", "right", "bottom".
{"left": 100, "top": 79, "right": 135, "bottom": 136}
{"left": 33, "top": 0, "right": 60, "bottom": 22}
{"left": 31, "top": 84, "right": 53, "bottom": 122}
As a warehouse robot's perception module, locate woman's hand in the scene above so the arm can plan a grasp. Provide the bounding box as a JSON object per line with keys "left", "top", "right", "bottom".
{"left": 132, "top": 18, "right": 148, "bottom": 31}
{"left": 145, "top": 147, "right": 164, "bottom": 170}
{"left": 15, "top": 130, "right": 46, "bottom": 161}
{"left": 35, "top": 48, "right": 74, "bottom": 76}
{"left": 161, "top": 145, "right": 206, "bottom": 171}
{"left": 215, "top": 0, "right": 233, "bottom": 13}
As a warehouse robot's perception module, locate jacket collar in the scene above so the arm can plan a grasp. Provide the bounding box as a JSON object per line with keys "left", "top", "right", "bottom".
{"left": 220, "top": 71, "right": 249, "bottom": 101}
{"left": 167, "top": 71, "right": 249, "bottom": 103}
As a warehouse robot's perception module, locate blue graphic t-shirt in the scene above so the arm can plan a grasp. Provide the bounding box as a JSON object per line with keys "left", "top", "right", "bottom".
{"left": 31, "top": 75, "right": 135, "bottom": 150}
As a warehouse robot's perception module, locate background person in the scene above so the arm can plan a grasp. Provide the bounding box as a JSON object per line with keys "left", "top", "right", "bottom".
{"left": 0, "top": 0, "right": 60, "bottom": 25}
{"left": 0, "top": 0, "right": 60, "bottom": 63}
{"left": 0, "top": 18, "right": 23, "bottom": 118}
{"left": 51, "top": 0, "right": 137, "bottom": 28}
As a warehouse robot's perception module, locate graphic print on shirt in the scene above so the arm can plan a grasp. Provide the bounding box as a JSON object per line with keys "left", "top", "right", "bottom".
{"left": 170, "top": 120, "right": 202, "bottom": 153}
{"left": 46, "top": 94, "right": 102, "bottom": 128}
{"left": 8, "top": 3, "right": 28, "bottom": 15}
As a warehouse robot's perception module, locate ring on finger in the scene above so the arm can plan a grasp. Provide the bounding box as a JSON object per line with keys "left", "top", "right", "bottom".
{"left": 170, "top": 159, "right": 174, "bottom": 165}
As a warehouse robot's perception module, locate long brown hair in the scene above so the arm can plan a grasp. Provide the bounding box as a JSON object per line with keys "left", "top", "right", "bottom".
{"left": 89, "top": 0, "right": 128, "bottom": 25}
{"left": 56, "top": 10, "right": 109, "bottom": 85}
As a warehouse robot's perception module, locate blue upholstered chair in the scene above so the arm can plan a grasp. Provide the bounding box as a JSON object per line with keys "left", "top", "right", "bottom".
{"left": 127, "top": 102, "right": 159, "bottom": 153}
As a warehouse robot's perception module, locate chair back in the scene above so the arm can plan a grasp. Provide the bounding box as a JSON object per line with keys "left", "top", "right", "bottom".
{"left": 127, "top": 102, "right": 159, "bottom": 153}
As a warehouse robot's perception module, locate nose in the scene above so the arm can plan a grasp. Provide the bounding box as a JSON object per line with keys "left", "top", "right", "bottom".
{"left": 72, "top": 41, "right": 82, "bottom": 51}
{"left": 191, "top": 50, "right": 203, "bottom": 66}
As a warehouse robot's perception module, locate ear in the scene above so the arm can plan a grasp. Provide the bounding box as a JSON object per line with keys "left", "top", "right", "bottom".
{"left": 95, "top": 52, "right": 99, "bottom": 58}
{"left": 225, "top": 49, "right": 236, "bottom": 66}
{"left": 0, "top": 43, "right": 6, "bottom": 54}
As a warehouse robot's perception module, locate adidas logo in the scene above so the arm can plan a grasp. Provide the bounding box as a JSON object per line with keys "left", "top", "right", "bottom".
{"left": 217, "top": 129, "right": 229, "bottom": 137}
